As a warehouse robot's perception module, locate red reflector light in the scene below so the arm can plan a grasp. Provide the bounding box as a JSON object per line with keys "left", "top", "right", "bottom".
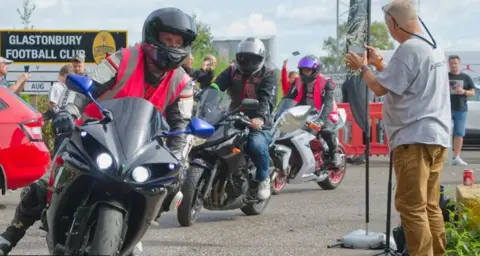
{"left": 20, "top": 119, "right": 44, "bottom": 142}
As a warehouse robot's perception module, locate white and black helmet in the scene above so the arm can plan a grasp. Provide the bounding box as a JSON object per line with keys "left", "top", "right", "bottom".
{"left": 235, "top": 37, "right": 266, "bottom": 74}
{"left": 141, "top": 8, "right": 197, "bottom": 70}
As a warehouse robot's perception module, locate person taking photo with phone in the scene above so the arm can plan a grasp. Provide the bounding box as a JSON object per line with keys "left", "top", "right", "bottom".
{"left": 345, "top": 0, "right": 450, "bottom": 255}
{"left": 0, "top": 57, "right": 31, "bottom": 95}
{"left": 192, "top": 55, "right": 216, "bottom": 89}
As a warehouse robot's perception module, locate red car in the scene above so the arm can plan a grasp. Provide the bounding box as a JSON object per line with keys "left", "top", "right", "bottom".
{"left": 0, "top": 86, "right": 50, "bottom": 194}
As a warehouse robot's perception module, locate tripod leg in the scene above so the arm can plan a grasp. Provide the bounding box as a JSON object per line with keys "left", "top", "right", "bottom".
{"left": 326, "top": 243, "right": 343, "bottom": 248}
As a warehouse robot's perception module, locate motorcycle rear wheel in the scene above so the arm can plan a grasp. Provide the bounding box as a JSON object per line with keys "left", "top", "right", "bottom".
{"left": 270, "top": 171, "right": 287, "bottom": 195}
{"left": 88, "top": 206, "right": 123, "bottom": 256}
{"left": 177, "top": 166, "right": 206, "bottom": 227}
{"left": 317, "top": 144, "right": 347, "bottom": 190}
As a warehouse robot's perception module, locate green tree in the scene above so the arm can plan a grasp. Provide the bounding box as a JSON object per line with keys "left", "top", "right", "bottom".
{"left": 191, "top": 13, "right": 213, "bottom": 55}
{"left": 17, "top": 0, "right": 35, "bottom": 29}
{"left": 321, "top": 21, "right": 395, "bottom": 73}
{"left": 17, "top": 0, "right": 36, "bottom": 103}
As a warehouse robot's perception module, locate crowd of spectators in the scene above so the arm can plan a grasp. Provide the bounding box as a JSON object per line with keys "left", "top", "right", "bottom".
{"left": 181, "top": 54, "right": 217, "bottom": 89}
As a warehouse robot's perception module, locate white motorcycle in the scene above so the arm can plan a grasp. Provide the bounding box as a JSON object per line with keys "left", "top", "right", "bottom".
{"left": 270, "top": 98, "right": 347, "bottom": 195}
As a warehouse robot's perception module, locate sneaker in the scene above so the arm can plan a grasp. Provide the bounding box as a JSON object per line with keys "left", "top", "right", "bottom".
{"left": 257, "top": 179, "right": 271, "bottom": 200}
{"left": 452, "top": 157, "right": 468, "bottom": 166}
{"left": 0, "top": 235, "right": 13, "bottom": 255}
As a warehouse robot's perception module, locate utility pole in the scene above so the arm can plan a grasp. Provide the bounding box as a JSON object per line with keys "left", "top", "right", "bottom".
{"left": 336, "top": 0, "right": 340, "bottom": 52}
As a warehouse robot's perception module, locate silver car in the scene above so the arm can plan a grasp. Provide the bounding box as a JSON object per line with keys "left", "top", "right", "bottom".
{"left": 465, "top": 86, "right": 480, "bottom": 146}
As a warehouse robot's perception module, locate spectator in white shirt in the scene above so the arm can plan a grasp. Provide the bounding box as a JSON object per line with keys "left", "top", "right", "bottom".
{"left": 48, "top": 64, "right": 73, "bottom": 114}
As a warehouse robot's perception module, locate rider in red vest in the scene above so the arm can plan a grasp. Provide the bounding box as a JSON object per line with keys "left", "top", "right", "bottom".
{"left": 285, "top": 55, "right": 342, "bottom": 167}
{"left": 0, "top": 8, "right": 196, "bottom": 255}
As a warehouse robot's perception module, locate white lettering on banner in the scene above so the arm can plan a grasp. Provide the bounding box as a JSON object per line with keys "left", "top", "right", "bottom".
{"left": 8, "top": 35, "right": 82, "bottom": 46}
{"left": 5, "top": 49, "right": 56, "bottom": 59}
{"left": 59, "top": 49, "right": 86, "bottom": 60}
{"left": 5, "top": 49, "right": 86, "bottom": 61}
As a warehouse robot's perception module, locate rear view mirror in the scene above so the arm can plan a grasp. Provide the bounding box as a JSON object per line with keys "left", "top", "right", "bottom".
{"left": 66, "top": 74, "right": 107, "bottom": 114}
{"left": 188, "top": 117, "right": 215, "bottom": 139}
{"left": 241, "top": 99, "right": 259, "bottom": 110}
{"left": 66, "top": 74, "right": 94, "bottom": 94}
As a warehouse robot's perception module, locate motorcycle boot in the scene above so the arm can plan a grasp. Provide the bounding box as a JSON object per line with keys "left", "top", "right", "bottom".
{"left": 330, "top": 152, "right": 342, "bottom": 169}
{"left": 257, "top": 178, "right": 271, "bottom": 200}
{"left": 0, "top": 181, "right": 47, "bottom": 255}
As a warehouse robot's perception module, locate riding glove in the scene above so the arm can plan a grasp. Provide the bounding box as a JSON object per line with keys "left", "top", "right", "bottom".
{"left": 52, "top": 111, "right": 75, "bottom": 135}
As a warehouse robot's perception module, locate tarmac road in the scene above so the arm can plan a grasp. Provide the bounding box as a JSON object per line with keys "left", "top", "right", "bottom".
{"left": 1, "top": 151, "right": 478, "bottom": 256}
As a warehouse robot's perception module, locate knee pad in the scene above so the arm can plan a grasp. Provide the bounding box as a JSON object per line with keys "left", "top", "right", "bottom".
{"left": 19, "top": 181, "right": 47, "bottom": 220}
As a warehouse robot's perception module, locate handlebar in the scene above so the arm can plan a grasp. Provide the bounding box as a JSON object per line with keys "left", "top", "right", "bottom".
{"left": 227, "top": 113, "right": 252, "bottom": 126}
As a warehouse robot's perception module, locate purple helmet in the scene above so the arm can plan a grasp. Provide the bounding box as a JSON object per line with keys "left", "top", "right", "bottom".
{"left": 297, "top": 55, "right": 321, "bottom": 71}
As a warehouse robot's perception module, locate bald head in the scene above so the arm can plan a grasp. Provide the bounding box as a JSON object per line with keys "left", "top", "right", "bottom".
{"left": 383, "top": 0, "right": 418, "bottom": 27}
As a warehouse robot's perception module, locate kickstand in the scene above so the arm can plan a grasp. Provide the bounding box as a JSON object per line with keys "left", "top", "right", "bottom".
{"left": 327, "top": 243, "right": 343, "bottom": 249}
{"left": 327, "top": 239, "right": 344, "bottom": 249}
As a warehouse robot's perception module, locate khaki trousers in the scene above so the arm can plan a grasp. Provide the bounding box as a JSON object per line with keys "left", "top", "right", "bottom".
{"left": 393, "top": 144, "right": 447, "bottom": 256}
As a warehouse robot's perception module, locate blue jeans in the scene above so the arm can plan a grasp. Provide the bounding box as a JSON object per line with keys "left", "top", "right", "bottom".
{"left": 247, "top": 130, "right": 272, "bottom": 181}
{"left": 452, "top": 110, "right": 467, "bottom": 137}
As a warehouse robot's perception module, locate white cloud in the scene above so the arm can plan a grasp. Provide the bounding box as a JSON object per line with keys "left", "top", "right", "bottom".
{"left": 275, "top": 2, "right": 336, "bottom": 25}
{"left": 224, "top": 13, "right": 277, "bottom": 37}
{"left": 31, "top": 0, "right": 58, "bottom": 9}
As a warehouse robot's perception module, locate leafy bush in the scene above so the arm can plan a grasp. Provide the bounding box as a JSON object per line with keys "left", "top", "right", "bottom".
{"left": 25, "top": 95, "right": 54, "bottom": 153}
{"left": 445, "top": 200, "right": 480, "bottom": 256}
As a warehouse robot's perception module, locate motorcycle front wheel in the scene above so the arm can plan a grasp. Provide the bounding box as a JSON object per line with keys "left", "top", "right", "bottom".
{"left": 240, "top": 159, "right": 274, "bottom": 215}
{"left": 177, "top": 166, "right": 206, "bottom": 227}
{"left": 88, "top": 206, "right": 123, "bottom": 256}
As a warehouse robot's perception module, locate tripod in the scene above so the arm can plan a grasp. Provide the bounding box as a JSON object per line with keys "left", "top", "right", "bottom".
{"left": 372, "top": 152, "right": 397, "bottom": 256}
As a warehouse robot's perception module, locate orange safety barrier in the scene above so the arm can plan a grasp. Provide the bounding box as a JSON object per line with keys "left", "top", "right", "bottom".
{"left": 337, "top": 103, "right": 389, "bottom": 156}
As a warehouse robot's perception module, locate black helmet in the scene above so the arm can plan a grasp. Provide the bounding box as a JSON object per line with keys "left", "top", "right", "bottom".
{"left": 235, "top": 37, "right": 266, "bottom": 74}
{"left": 142, "top": 8, "right": 197, "bottom": 70}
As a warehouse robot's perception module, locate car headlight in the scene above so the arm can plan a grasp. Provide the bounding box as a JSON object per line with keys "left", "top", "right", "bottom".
{"left": 132, "top": 166, "right": 150, "bottom": 183}
{"left": 96, "top": 153, "right": 113, "bottom": 170}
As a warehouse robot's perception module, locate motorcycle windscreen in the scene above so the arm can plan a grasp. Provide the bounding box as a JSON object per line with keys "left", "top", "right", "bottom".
{"left": 101, "top": 97, "right": 166, "bottom": 158}
{"left": 196, "top": 88, "right": 231, "bottom": 125}
{"left": 274, "top": 98, "right": 297, "bottom": 121}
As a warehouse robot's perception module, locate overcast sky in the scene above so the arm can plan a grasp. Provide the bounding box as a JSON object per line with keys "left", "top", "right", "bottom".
{"left": 2, "top": 0, "right": 479, "bottom": 70}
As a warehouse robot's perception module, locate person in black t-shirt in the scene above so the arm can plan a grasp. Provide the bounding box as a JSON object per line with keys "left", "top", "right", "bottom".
{"left": 448, "top": 55, "right": 475, "bottom": 165}
{"left": 192, "top": 55, "right": 216, "bottom": 89}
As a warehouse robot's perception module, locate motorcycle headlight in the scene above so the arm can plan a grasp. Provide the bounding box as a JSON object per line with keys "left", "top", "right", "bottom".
{"left": 132, "top": 166, "right": 150, "bottom": 183}
{"left": 96, "top": 153, "right": 113, "bottom": 170}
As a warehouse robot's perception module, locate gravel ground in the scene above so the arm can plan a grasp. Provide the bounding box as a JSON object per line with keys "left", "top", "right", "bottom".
{"left": 1, "top": 151, "right": 478, "bottom": 256}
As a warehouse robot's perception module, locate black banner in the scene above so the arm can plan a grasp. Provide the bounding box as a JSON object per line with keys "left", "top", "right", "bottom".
{"left": 342, "top": 0, "right": 370, "bottom": 132}
{"left": 0, "top": 30, "right": 127, "bottom": 64}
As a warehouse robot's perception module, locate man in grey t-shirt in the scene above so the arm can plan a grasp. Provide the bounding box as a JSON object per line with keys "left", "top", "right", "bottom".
{"left": 345, "top": 1, "right": 451, "bottom": 255}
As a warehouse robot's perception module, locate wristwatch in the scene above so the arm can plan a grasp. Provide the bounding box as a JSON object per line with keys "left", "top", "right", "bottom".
{"left": 375, "top": 56, "right": 384, "bottom": 71}
{"left": 360, "top": 65, "right": 370, "bottom": 76}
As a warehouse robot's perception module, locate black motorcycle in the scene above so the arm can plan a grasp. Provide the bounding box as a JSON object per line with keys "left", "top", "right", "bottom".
{"left": 176, "top": 89, "right": 273, "bottom": 227}
{"left": 41, "top": 74, "right": 214, "bottom": 256}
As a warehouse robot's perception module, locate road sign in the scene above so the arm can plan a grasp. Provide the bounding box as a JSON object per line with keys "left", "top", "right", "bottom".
{"left": 6, "top": 64, "right": 98, "bottom": 84}
{"left": 21, "top": 81, "right": 52, "bottom": 95}
{"left": 0, "top": 30, "right": 128, "bottom": 64}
